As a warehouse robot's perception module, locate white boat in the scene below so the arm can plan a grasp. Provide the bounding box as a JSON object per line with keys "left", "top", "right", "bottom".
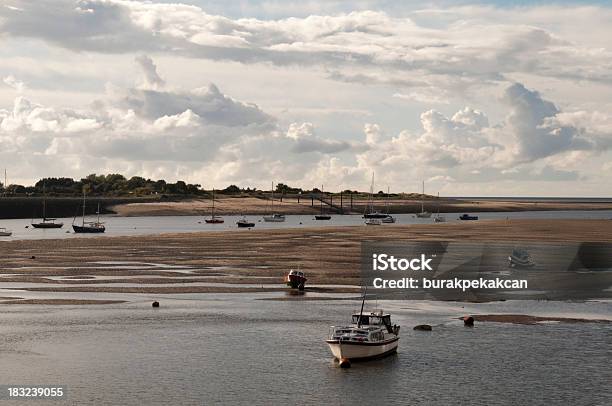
{"left": 0, "top": 227, "right": 12, "bottom": 237}
{"left": 508, "top": 248, "right": 535, "bottom": 268}
{"left": 381, "top": 186, "right": 396, "bottom": 223}
{"left": 365, "top": 218, "right": 382, "bottom": 225}
{"left": 363, "top": 173, "right": 388, "bottom": 219}
{"left": 433, "top": 214, "right": 446, "bottom": 222}
{"left": 415, "top": 180, "right": 431, "bottom": 218}
{"left": 263, "top": 213, "right": 286, "bottom": 222}
{"left": 262, "top": 182, "right": 285, "bottom": 222}
{"left": 326, "top": 307, "right": 400, "bottom": 367}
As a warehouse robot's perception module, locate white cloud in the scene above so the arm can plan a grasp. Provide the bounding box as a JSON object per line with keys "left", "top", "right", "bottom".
{"left": 3, "top": 75, "right": 26, "bottom": 93}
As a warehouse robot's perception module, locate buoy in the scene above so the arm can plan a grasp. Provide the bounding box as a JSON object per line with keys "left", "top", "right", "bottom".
{"left": 413, "top": 324, "right": 432, "bottom": 331}
{"left": 339, "top": 358, "right": 351, "bottom": 368}
{"left": 152, "top": 301, "right": 160, "bottom": 308}
{"left": 30, "top": 255, "right": 36, "bottom": 260}
{"left": 463, "top": 316, "right": 474, "bottom": 327}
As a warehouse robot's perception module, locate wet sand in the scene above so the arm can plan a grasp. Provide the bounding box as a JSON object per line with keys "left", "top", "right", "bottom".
{"left": 471, "top": 314, "right": 611, "bottom": 325}
{"left": 1, "top": 219, "right": 611, "bottom": 304}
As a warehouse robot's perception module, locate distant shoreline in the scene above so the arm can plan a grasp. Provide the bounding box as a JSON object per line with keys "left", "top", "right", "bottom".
{"left": 2, "top": 195, "right": 612, "bottom": 219}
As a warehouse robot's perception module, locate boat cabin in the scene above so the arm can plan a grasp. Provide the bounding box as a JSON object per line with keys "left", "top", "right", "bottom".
{"left": 288, "top": 270, "right": 305, "bottom": 278}
{"left": 351, "top": 312, "right": 392, "bottom": 327}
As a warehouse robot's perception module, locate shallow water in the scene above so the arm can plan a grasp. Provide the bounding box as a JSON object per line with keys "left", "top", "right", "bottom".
{"left": 0, "top": 297, "right": 610, "bottom": 405}
{"left": 1, "top": 210, "right": 611, "bottom": 240}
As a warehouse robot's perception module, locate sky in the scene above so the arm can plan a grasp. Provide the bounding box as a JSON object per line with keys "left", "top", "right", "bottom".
{"left": 0, "top": 1, "right": 611, "bottom": 196}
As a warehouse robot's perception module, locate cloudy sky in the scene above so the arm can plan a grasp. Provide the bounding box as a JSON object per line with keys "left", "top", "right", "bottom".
{"left": 1, "top": 0, "right": 611, "bottom": 196}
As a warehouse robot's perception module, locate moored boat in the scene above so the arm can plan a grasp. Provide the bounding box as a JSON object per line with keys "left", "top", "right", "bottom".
{"left": 508, "top": 248, "right": 535, "bottom": 268}
{"left": 262, "top": 182, "right": 286, "bottom": 222}
{"left": 285, "top": 269, "right": 306, "bottom": 290}
{"left": 459, "top": 214, "right": 478, "bottom": 220}
{"left": 204, "top": 189, "right": 224, "bottom": 224}
{"left": 326, "top": 306, "right": 400, "bottom": 366}
{"left": 365, "top": 218, "right": 382, "bottom": 225}
{"left": 415, "top": 180, "right": 431, "bottom": 218}
{"left": 72, "top": 194, "right": 105, "bottom": 233}
{"left": 236, "top": 217, "right": 255, "bottom": 228}
{"left": 0, "top": 227, "right": 12, "bottom": 237}
{"left": 314, "top": 184, "right": 332, "bottom": 220}
{"left": 381, "top": 215, "right": 395, "bottom": 223}
{"left": 31, "top": 184, "right": 63, "bottom": 229}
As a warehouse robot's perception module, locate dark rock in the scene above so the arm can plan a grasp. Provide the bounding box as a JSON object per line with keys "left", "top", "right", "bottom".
{"left": 413, "top": 324, "right": 432, "bottom": 331}
{"left": 463, "top": 316, "right": 475, "bottom": 326}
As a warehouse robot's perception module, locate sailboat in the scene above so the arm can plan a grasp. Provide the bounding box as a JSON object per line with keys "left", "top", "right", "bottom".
{"left": 0, "top": 227, "right": 12, "bottom": 237}
{"left": 205, "top": 189, "right": 224, "bottom": 224}
{"left": 415, "top": 180, "right": 431, "bottom": 218}
{"left": 382, "top": 186, "right": 396, "bottom": 223}
{"left": 31, "top": 184, "right": 63, "bottom": 229}
{"left": 363, "top": 173, "right": 387, "bottom": 219}
{"left": 433, "top": 192, "right": 446, "bottom": 222}
{"left": 72, "top": 193, "right": 105, "bottom": 233}
{"left": 315, "top": 185, "right": 332, "bottom": 220}
{"left": 263, "top": 182, "right": 286, "bottom": 222}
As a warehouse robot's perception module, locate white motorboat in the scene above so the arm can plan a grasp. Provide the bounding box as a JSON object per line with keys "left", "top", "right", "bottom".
{"left": 382, "top": 215, "right": 396, "bottom": 223}
{"left": 0, "top": 227, "right": 12, "bottom": 237}
{"left": 326, "top": 309, "right": 400, "bottom": 367}
{"left": 263, "top": 213, "right": 286, "bottom": 222}
{"left": 364, "top": 218, "right": 382, "bottom": 225}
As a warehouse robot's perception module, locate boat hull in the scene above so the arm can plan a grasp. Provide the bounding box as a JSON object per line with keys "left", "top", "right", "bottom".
{"left": 286, "top": 274, "right": 306, "bottom": 289}
{"left": 72, "top": 225, "right": 105, "bottom": 233}
{"left": 363, "top": 213, "right": 388, "bottom": 219}
{"left": 237, "top": 222, "right": 255, "bottom": 228}
{"left": 415, "top": 212, "right": 432, "bottom": 218}
{"left": 315, "top": 215, "right": 331, "bottom": 220}
{"left": 326, "top": 337, "right": 399, "bottom": 360}
{"left": 31, "top": 222, "right": 64, "bottom": 229}
{"left": 263, "top": 216, "right": 285, "bottom": 222}
{"left": 0, "top": 232, "right": 12, "bottom": 237}
{"left": 205, "top": 219, "right": 224, "bottom": 224}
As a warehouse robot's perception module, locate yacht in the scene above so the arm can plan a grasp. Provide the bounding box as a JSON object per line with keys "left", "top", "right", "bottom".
{"left": 314, "top": 185, "right": 332, "bottom": 220}
{"left": 415, "top": 180, "right": 431, "bottom": 218}
{"left": 31, "top": 184, "right": 63, "bottom": 229}
{"left": 72, "top": 194, "right": 105, "bottom": 233}
{"left": 285, "top": 269, "right": 307, "bottom": 290}
{"left": 459, "top": 214, "right": 478, "bottom": 221}
{"left": 363, "top": 173, "right": 388, "bottom": 219}
{"left": 382, "top": 216, "right": 396, "bottom": 223}
{"left": 205, "top": 189, "right": 224, "bottom": 224}
{"left": 326, "top": 308, "right": 400, "bottom": 367}
{"left": 0, "top": 227, "right": 12, "bottom": 237}
{"left": 263, "top": 182, "right": 286, "bottom": 222}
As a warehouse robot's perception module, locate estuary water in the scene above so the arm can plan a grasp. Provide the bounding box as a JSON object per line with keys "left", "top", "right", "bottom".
{"left": 1, "top": 210, "right": 612, "bottom": 240}
{"left": 0, "top": 296, "right": 610, "bottom": 405}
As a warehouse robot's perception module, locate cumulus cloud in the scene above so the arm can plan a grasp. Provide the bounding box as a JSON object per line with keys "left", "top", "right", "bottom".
{"left": 2, "top": 0, "right": 611, "bottom": 93}
{"left": 2, "top": 75, "right": 26, "bottom": 92}
{"left": 134, "top": 55, "right": 165, "bottom": 90}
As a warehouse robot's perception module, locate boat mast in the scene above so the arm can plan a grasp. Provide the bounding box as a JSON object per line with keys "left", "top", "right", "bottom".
{"left": 320, "top": 184, "right": 324, "bottom": 214}
{"left": 369, "top": 172, "right": 375, "bottom": 214}
{"left": 82, "top": 191, "right": 86, "bottom": 226}
{"left": 271, "top": 181, "right": 274, "bottom": 212}
{"left": 211, "top": 188, "right": 215, "bottom": 218}
{"left": 42, "top": 183, "right": 47, "bottom": 220}
{"left": 97, "top": 203, "right": 101, "bottom": 223}
{"left": 421, "top": 180, "right": 425, "bottom": 213}
{"left": 357, "top": 286, "right": 368, "bottom": 328}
